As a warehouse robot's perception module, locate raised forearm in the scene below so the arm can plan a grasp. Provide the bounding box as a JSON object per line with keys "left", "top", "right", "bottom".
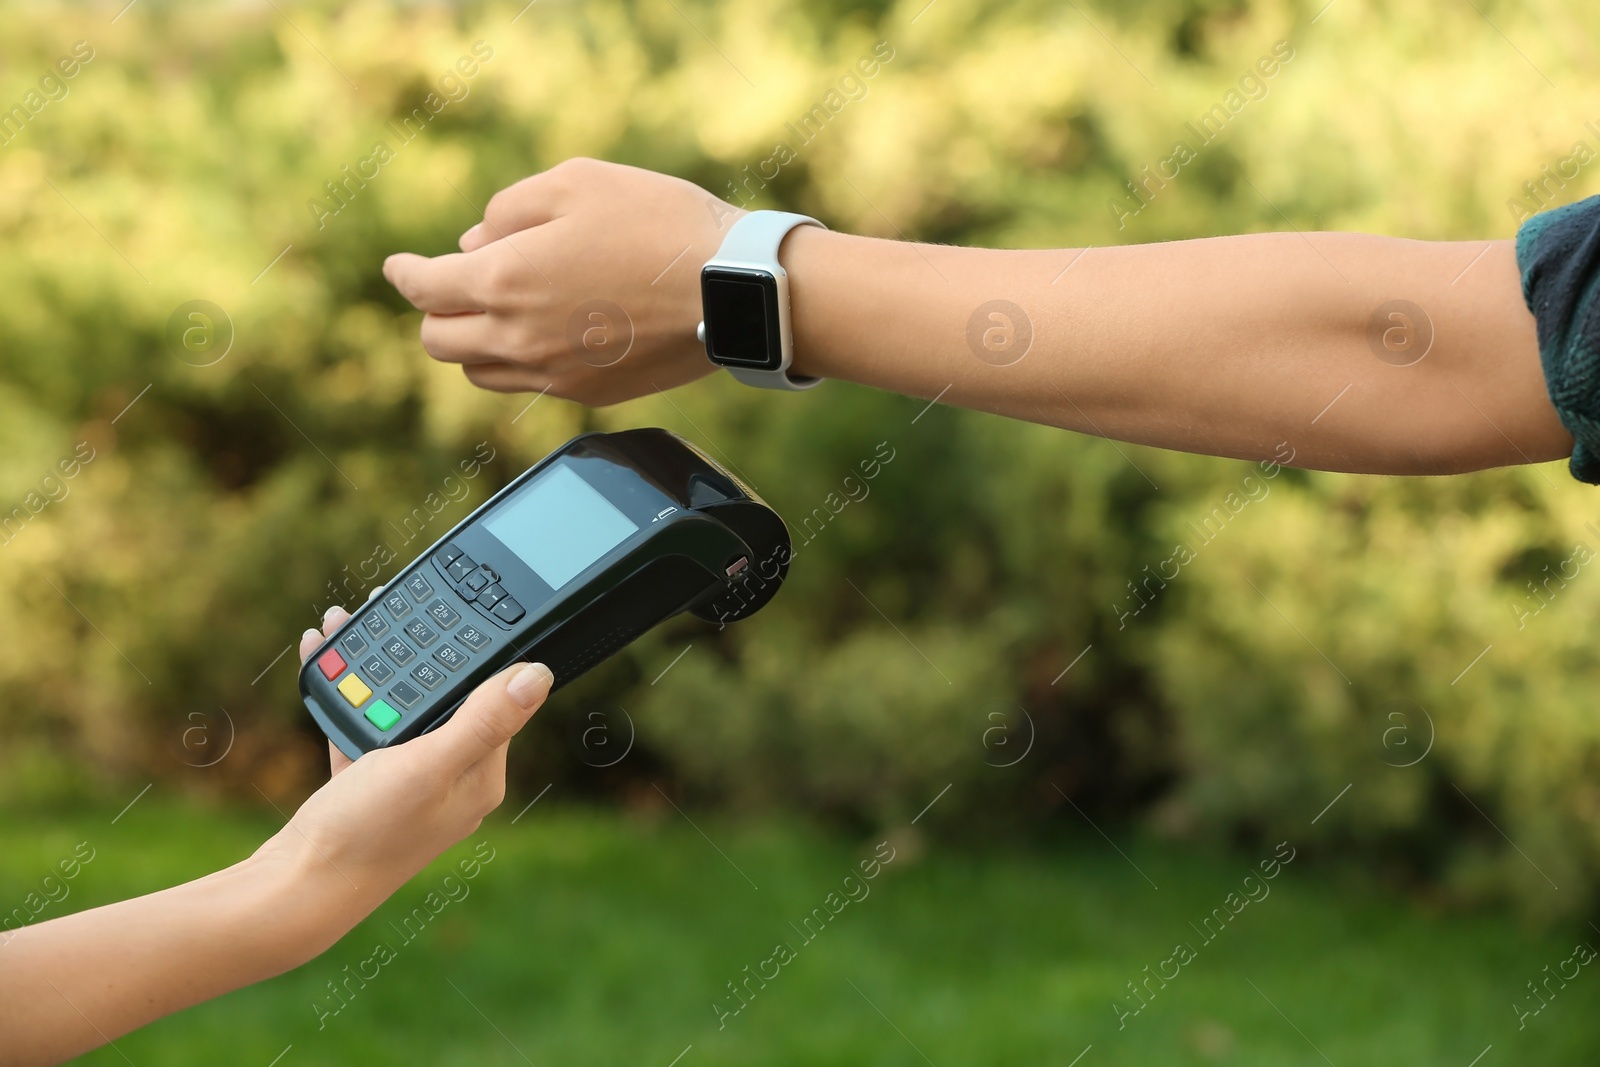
{"left": 385, "top": 159, "right": 1574, "bottom": 476}
{"left": 785, "top": 228, "right": 1571, "bottom": 474}
{"left": 0, "top": 844, "right": 361, "bottom": 1066}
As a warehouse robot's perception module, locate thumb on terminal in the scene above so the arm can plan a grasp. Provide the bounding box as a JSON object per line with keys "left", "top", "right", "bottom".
{"left": 439, "top": 662, "right": 553, "bottom": 763}
{"left": 507, "top": 662, "right": 553, "bottom": 708}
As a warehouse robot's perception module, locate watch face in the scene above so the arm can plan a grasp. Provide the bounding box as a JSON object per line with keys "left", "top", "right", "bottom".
{"left": 701, "top": 267, "right": 783, "bottom": 370}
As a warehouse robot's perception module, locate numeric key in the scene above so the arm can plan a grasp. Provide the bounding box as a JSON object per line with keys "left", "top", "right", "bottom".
{"left": 411, "top": 663, "right": 447, "bottom": 690}
{"left": 403, "top": 618, "right": 440, "bottom": 648}
{"left": 425, "top": 599, "right": 462, "bottom": 628}
{"left": 433, "top": 644, "right": 468, "bottom": 671}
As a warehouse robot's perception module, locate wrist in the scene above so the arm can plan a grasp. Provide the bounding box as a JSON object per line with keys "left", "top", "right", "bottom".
{"left": 245, "top": 832, "right": 375, "bottom": 969}
{"left": 782, "top": 225, "right": 862, "bottom": 383}
{"left": 780, "top": 227, "right": 1041, "bottom": 404}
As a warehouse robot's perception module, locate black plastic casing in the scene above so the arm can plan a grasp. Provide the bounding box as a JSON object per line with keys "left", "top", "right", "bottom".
{"left": 299, "top": 428, "right": 791, "bottom": 759}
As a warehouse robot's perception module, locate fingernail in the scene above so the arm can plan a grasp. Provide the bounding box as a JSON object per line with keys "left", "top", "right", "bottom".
{"left": 302, "top": 628, "right": 322, "bottom": 643}
{"left": 461, "top": 223, "right": 482, "bottom": 243}
{"left": 506, "top": 662, "right": 554, "bottom": 707}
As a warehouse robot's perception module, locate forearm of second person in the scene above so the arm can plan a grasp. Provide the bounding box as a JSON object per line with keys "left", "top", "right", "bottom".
{"left": 0, "top": 845, "right": 362, "bottom": 1066}
{"left": 783, "top": 228, "right": 1571, "bottom": 475}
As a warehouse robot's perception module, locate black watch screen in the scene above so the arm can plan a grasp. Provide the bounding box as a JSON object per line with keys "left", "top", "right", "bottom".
{"left": 701, "top": 266, "right": 783, "bottom": 370}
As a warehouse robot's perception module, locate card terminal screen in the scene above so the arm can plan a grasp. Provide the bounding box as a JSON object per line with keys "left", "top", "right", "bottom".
{"left": 484, "top": 463, "right": 639, "bottom": 589}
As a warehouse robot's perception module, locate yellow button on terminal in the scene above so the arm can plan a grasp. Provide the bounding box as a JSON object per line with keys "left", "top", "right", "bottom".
{"left": 337, "top": 673, "right": 373, "bottom": 707}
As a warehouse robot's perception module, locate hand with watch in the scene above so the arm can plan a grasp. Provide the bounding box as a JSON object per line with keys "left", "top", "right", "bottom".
{"left": 382, "top": 158, "right": 826, "bottom": 405}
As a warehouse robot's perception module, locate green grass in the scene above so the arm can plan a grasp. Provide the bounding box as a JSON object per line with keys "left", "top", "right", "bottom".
{"left": 4, "top": 798, "right": 1597, "bottom": 1065}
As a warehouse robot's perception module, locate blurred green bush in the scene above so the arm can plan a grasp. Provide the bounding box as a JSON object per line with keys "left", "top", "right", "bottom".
{"left": 1, "top": 0, "right": 1597, "bottom": 918}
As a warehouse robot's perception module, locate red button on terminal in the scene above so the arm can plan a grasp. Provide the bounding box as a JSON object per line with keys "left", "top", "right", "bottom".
{"left": 317, "top": 648, "right": 347, "bottom": 680}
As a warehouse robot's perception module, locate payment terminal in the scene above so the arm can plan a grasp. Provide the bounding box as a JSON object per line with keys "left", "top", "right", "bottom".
{"left": 299, "top": 428, "right": 790, "bottom": 759}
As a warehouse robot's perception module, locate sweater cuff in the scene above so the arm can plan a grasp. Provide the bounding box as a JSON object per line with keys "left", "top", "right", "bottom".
{"left": 1516, "top": 194, "right": 1600, "bottom": 484}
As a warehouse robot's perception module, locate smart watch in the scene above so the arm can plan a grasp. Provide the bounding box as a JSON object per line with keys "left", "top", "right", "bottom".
{"left": 697, "top": 210, "right": 825, "bottom": 391}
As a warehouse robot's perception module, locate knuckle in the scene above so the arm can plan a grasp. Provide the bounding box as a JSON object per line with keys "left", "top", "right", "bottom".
{"left": 551, "top": 156, "right": 601, "bottom": 189}
{"left": 469, "top": 711, "right": 510, "bottom": 752}
{"left": 474, "top": 256, "right": 523, "bottom": 306}
{"left": 483, "top": 186, "right": 516, "bottom": 226}
{"left": 503, "top": 318, "right": 542, "bottom": 358}
{"left": 418, "top": 315, "right": 449, "bottom": 355}
{"left": 468, "top": 719, "right": 501, "bottom": 751}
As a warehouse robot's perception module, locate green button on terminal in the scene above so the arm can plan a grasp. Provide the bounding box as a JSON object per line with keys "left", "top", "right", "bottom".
{"left": 363, "top": 699, "right": 400, "bottom": 732}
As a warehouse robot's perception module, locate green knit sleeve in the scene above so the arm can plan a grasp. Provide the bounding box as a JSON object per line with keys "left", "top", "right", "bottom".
{"left": 1516, "top": 195, "right": 1600, "bottom": 484}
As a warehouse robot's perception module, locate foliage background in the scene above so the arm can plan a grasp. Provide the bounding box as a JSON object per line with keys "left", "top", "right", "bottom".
{"left": 1, "top": 0, "right": 1599, "bottom": 960}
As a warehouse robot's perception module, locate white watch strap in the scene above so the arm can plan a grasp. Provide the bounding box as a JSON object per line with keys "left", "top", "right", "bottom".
{"left": 726, "top": 366, "right": 817, "bottom": 390}
{"left": 718, "top": 210, "right": 823, "bottom": 263}
{"left": 703, "top": 210, "right": 825, "bottom": 391}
